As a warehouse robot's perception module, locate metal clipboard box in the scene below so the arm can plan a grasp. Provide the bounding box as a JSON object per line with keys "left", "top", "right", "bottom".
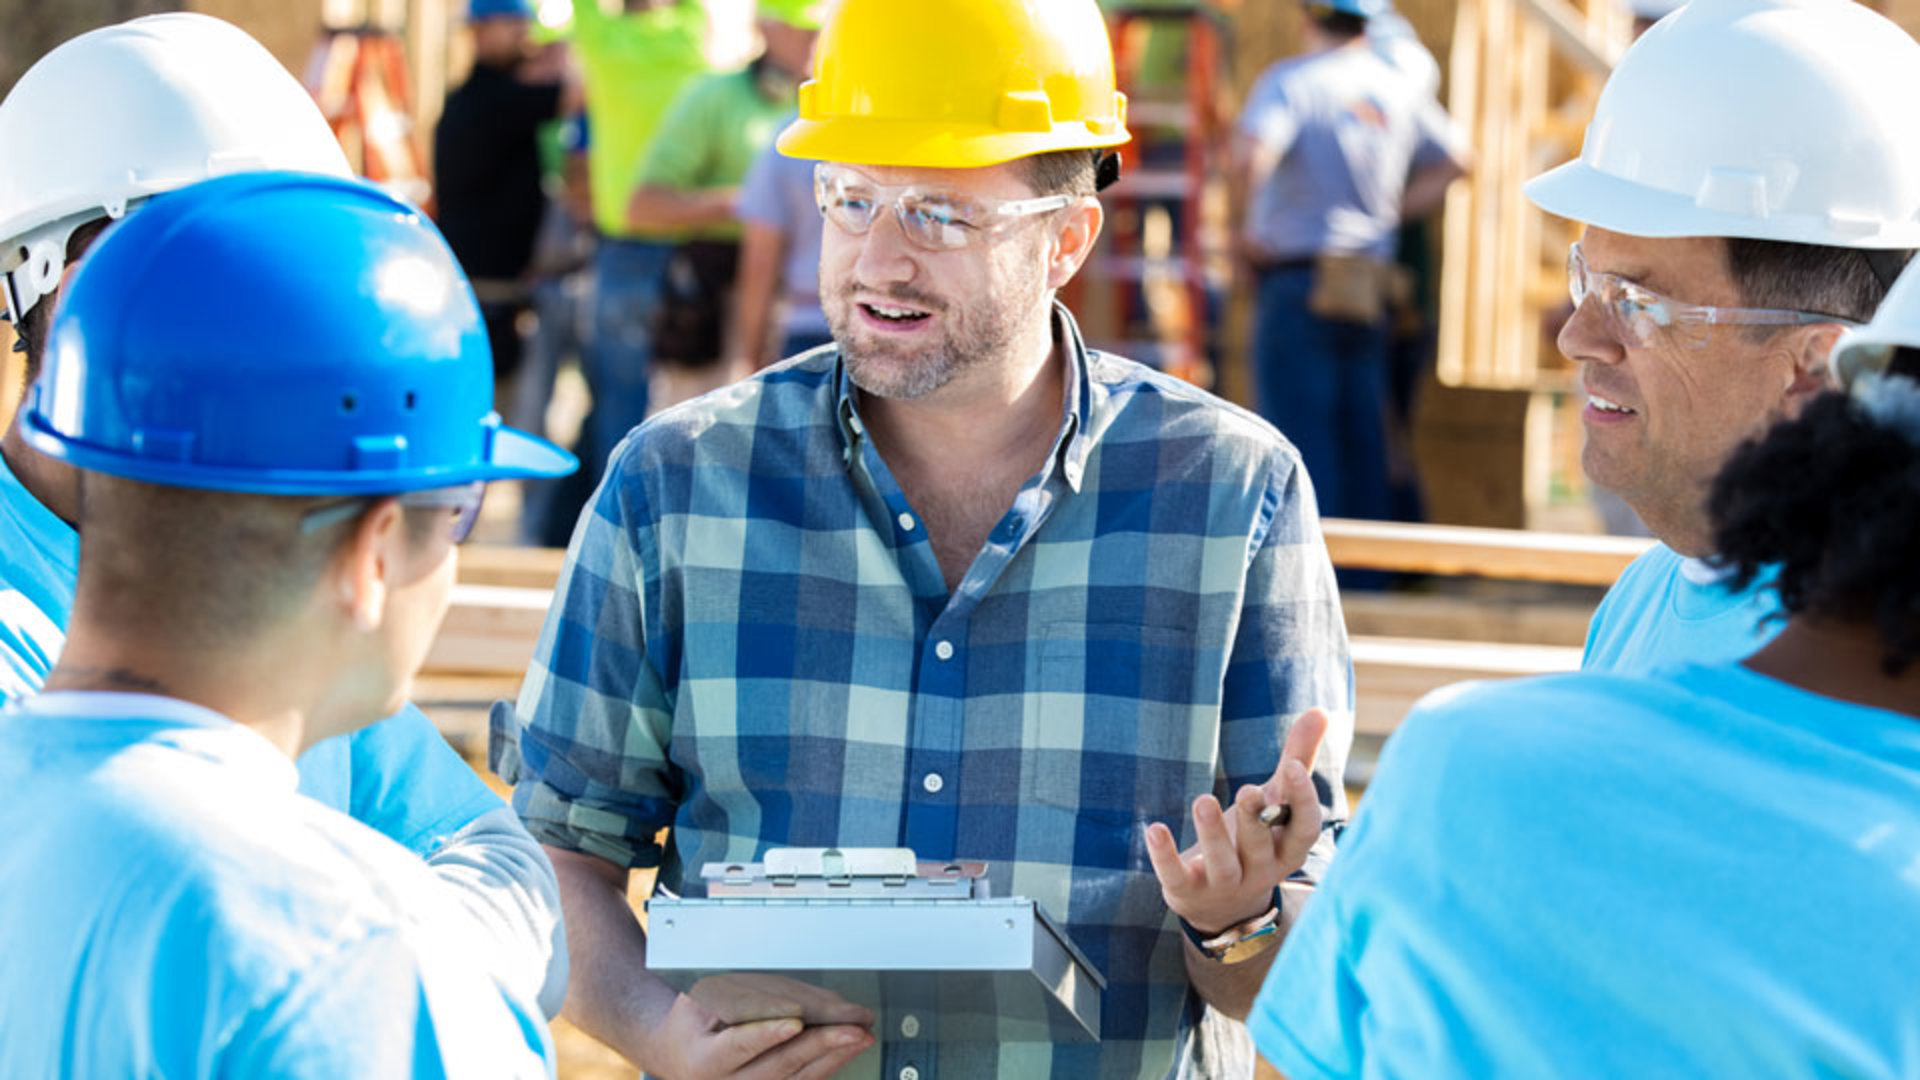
{"left": 647, "top": 848, "right": 1105, "bottom": 1042}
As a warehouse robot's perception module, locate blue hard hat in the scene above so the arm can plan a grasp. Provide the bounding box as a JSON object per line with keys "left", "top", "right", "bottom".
{"left": 24, "top": 171, "right": 576, "bottom": 495}
{"left": 468, "top": 0, "right": 536, "bottom": 20}
{"left": 1307, "top": 0, "right": 1388, "bottom": 18}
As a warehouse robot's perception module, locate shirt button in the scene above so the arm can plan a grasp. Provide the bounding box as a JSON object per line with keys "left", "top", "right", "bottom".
{"left": 899, "top": 1068, "right": 921, "bottom": 1080}
{"left": 922, "top": 772, "right": 944, "bottom": 794}
{"left": 934, "top": 640, "right": 955, "bottom": 661}
{"left": 897, "top": 512, "right": 916, "bottom": 532}
{"left": 900, "top": 1014, "right": 921, "bottom": 1038}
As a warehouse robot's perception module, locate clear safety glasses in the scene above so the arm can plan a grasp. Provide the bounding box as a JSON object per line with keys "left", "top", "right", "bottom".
{"left": 813, "top": 163, "right": 1073, "bottom": 251}
{"left": 298, "top": 481, "right": 488, "bottom": 544}
{"left": 1566, "top": 242, "right": 1856, "bottom": 349}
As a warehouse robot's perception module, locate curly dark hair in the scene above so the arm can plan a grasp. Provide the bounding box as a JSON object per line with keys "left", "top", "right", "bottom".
{"left": 1709, "top": 387, "right": 1920, "bottom": 675}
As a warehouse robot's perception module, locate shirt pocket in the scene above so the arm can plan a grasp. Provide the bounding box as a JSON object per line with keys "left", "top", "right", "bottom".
{"left": 1022, "top": 621, "right": 1214, "bottom": 825}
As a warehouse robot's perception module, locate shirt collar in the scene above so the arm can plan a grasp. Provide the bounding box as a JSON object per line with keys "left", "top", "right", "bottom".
{"left": 834, "top": 300, "right": 1093, "bottom": 493}
{"left": 9, "top": 690, "right": 301, "bottom": 791}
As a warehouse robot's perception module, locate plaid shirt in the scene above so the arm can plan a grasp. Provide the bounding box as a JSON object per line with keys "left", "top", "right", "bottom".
{"left": 494, "top": 306, "right": 1353, "bottom": 1079}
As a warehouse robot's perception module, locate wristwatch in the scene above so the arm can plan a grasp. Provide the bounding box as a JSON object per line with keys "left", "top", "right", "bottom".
{"left": 1181, "top": 887, "right": 1284, "bottom": 964}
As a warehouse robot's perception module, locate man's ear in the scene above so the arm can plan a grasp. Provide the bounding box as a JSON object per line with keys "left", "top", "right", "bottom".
{"left": 332, "top": 498, "right": 405, "bottom": 633}
{"left": 1787, "top": 322, "right": 1850, "bottom": 405}
{"left": 1046, "top": 198, "right": 1105, "bottom": 291}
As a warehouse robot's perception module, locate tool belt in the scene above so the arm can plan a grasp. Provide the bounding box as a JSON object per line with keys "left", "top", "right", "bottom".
{"left": 1307, "top": 251, "right": 1396, "bottom": 326}
{"left": 651, "top": 239, "right": 740, "bottom": 367}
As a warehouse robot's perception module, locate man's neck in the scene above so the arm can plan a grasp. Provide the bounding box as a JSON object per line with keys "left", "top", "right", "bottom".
{"left": 43, "top": 646, "right": 313, "bottom": 758}
{"left": 856, "top": 318, "right": 1068, "bottom": 590}
{"left": 858, "top": 325, "right": 1065, "bottom": 491}
{"left": 0, "top": 415, "right": 79, "bottom": 527}
{"left": 1744, "top": 617, "right": 1920, "bottom": 720}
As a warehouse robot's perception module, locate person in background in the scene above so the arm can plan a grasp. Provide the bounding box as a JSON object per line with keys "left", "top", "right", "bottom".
{"left": 494, "top": 0, "right": 1354, "bottom": 1074}
{"left": 513, "top": 109, "right": 601, "bottom": 545}
{"left": 434, "top": 0, "right": 580, "bottom": 417}
{"left": 625, "top": 0, "right": 823, "bottom": 411}
{"left": 566, "top": 0, "right": 713, "bottom": 483}
{"left": 1232, "top": 0, "right": 1469, "bottom": 525}
{"left": 725, "top": 127, "right": 833, "bottom": 371}
{"left": 1522, "top": 0, "right": 1920, "bottom": 676}
{"left": 1247, "top": 262, "right": 1920, "bottom": 1079}
{"left": 0, "top": 13, "right": 570, "bottom": 1018}
{"left": 0, "top": 170, "right": 576, "bottom": 1077}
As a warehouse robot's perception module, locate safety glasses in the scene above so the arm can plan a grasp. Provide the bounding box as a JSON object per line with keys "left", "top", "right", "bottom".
{"left": 813, "top": 162, "right": 1072, "bottom": 251}
{"left": 298, "top": 481, "right": 488, "bottom": 544}
{"left": 1567, "top": 242, "right": 1856, "bottom": 349}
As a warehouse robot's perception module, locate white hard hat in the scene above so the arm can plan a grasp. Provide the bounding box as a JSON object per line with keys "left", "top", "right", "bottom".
{"left": 1834, "top": 260, "right": 1920, "bottom": 389}
{"left": 1526, "top": 0, "right": 1920, "bottom": 250}
{"left": 0, "top": 13, "right": 353, "bottom": 323}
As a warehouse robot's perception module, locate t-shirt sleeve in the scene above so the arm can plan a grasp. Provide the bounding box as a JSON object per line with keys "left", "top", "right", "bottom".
{"left": 1237, "top": 70, "right": 1300, "bottom": 158}
{"left": 1248, "top": 691, "right": 1465, "bottom": 1078}
{"left": 342, "top": 705, "right": 506, "bottom": 858}
{"left": 635, "top": 76, "right": 718, "bottom": 191}
{"left": 736, "top": 139, "right": 793, "bottom": 228}
{"left": 1220, "top": 453, "right": 1355, "bottom": 884}
{"left": 1408, "top": 95, "right": 1468, "bottom": 170}
{"left": 491, "top": 449, "right": 679, "bottom": 870}
{"left": 220, "top": 923, "right": 552, "bottom": 1079}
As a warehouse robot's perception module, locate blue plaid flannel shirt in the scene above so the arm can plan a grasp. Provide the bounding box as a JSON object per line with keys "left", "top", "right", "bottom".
{"left": 494, "top": 306, "right": 1353, "bottom": 1079}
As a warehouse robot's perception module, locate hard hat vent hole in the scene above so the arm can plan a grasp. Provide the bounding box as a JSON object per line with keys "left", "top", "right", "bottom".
{"left": 404, "top": 391, "right": 417, "bottom": 411}
{"left": 341, "top": 393, "right": 358, "bottom": 414}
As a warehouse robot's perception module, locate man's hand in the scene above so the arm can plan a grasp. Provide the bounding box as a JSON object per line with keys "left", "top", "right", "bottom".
{"left": 1145, "top": 708, "right": 1330, "bottom": 936}
{"left": 649, "top": 974, "right": 875, "bottom": 1079}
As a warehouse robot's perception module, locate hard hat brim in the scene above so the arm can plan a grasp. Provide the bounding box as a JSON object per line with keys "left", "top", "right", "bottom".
{"left": 21, "top": 407, "right": 577, "bottom": 495}
{"left": 1525, "top": 159, "right": 1920, "bottom": 250}
{"left": 777, "top": 117, "right": 1128, "bottom": 171}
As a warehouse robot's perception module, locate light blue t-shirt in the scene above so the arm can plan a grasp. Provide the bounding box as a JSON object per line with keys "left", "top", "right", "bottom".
{"left": 1250, "top": 662, "right": 1920, "bottom": 1078}
{"left": 0, "top": 691, "right": 553, "bottom": 1077}
{"left": 0, "top": 451, "right": 501, "bottom": 856}
{"left": 1583, "top": 542, "right": 1781, "bottom": 675}
{"left": 736, "top": 129, "right": 829, "bottom": 340}
{"left": 1237, "top": 42, "right": 1463, "bottom": 261}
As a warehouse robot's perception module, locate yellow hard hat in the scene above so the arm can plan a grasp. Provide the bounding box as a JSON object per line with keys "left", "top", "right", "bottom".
{"left": 776, "top": 0, "right": 1130, "bottom": 169}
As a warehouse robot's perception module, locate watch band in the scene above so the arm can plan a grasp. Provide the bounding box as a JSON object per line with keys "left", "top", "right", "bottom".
{"left": 1180, "top": 886, "right": 1285, "bottom": 964}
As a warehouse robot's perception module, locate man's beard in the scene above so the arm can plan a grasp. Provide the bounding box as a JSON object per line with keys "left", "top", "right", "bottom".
{"left": 828, "top": 279, "right": 1031, "bottom": 401}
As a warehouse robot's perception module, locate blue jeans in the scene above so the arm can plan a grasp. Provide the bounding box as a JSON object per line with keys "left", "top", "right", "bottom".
{"left": 584, "top": 238, "right": 671, "bottom": 475}
{"left": 1252, "top": 265, "right": 1391, "bottom": 523}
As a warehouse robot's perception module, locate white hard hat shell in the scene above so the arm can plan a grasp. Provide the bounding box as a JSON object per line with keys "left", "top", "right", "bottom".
{"left": 1526, "top": 0, "right": 1920, "bottom": 249}
{"left": 0, "top": 13, "right": 352, "bottom": 320}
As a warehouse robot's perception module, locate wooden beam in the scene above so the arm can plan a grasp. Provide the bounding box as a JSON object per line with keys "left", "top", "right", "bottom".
{"left": 1352, "top": 635, "right": 1582, "bottom": 737}
{"left": 456, "top": 545, "right": 567, "bottom": 590}
{"left": 1512, "top": 0, "right": 1620, "bottom": 78}
{"left": 1322, "top": 518, "right": 1650, "bottom": 585}
{"left": 455, "top": 519, "right": 1651, "bottom": 594}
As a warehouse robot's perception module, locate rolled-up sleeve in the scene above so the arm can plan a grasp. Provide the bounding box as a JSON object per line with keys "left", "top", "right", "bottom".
{"left": 491, "top": 454, "right": 679, "bottom": 870}
{"left": 1219, "top": 452, "right": 1354, "bottom": 884}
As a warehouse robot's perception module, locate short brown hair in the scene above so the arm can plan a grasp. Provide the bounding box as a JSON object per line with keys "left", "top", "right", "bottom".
{"left": 1724, "top": 238, "right": 1910, "bottom": 326}
{"left": 1017, "top": 149, "right": 1101, "bottom": 198}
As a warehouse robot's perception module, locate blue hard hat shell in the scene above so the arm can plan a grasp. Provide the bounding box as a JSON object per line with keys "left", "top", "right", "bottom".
{"left": 1310, "top": 0, "right": 1389, "bottom": 18}
{"left": 468, "top": 0, "right": 536, "bottom": 20}
{"left": 24, "top": 171, "right": 575, "bottom": 494}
